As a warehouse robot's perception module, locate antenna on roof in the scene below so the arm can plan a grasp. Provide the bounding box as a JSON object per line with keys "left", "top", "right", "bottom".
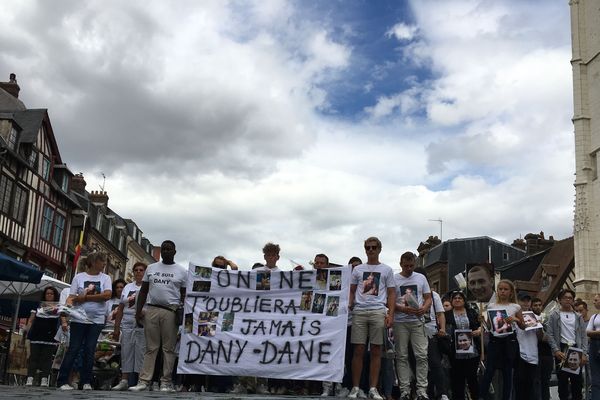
{"left": 428, "top": 218, "right": 443, "bottom": 241}
{"left": 99, "top": 172, "right": 106, "bottom": 192}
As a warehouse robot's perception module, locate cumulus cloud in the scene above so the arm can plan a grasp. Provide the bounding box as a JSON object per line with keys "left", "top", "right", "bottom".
{"left": 0, "top": 0, "right": 576, "bottom": 267}
{"left": 387, "top": 23, "right": 418, "bottom": 41}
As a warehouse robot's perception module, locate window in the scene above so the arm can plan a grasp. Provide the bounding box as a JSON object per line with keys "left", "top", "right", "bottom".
{"left": 41, "top": 158, "right": 51, "bottom": 180}
{"left": 52, "top": 214, "right": 65, "bottom": 247}
{"left": 61, "top": 174, "right": 68, "bottom": 192}
{"left": 118, "top": 234, "right": 125, "bottom": 252}
{"left": 28, "top": 150, "right": 37, "bottom": 168}
{"left": 108, "top": 223, "right": 114, "bottom": 241}
{"left": 503, "top": 252, "right": 509, "bottom": 261}
{"left": 0, "top": 175, "right": 13, "bottom": 214}
{"left": 41, "top": 205, "right": 54, "bottom": 240}
{"left": 8, "top": 127, "right": 18, "bottom": 150}
{"left": 96, "top": 210, "right": 103, "bottom": 231}
{"left": 11, "top": 185, "right": 27, "bottom": 223}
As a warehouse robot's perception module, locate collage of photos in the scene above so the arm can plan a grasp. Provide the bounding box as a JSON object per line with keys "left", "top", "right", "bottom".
{"left": 488, "top": 309, "right": 513, "bottom": 336}
{"left": 561, "top": 347, "right": 584, "bottom": 375}
{"left": 455, "top": 329, "right": 475, "bottom": 354}
{"left": 194, "top": 265, "right": 213, "bottom": 279}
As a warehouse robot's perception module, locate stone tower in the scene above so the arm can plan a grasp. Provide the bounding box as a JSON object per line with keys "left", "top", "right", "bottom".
{"left": 570, "top": 0, "right": 600, "bottom": 300}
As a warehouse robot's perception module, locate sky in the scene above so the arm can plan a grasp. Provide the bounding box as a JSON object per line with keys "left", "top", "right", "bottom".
{"left": 0, "top": 0, "right": 575, "bottom": 270}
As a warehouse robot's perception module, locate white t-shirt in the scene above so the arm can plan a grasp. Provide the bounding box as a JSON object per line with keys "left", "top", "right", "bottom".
{"left": 425, "top": 291, "right": 443, "bottom": 336}
{"left": 487, "top": 302, "right": 521, "bottom": 337}
{"left": 70, "top": 272, "right": 112, "bottom": 324}
{"left": 105, "top": 297, "right": 120, "bottom": 327}
{"left": 587, "top": 314, "right": 600, "bottom": 332}
{"left": 120, "top": 281, "right": 142, "bottom": 329}
{"left": 394, "top": 272, "right": 431, "bottom": 323}
{"left": 257, "top": 266, "right": 280, "bottom": 272}
{"left": 143, "top": 261, "right": 187, "bottom": 307}
{"left": 351, "top": 263, "right": 395, "bottom": 311}
{"left": 516, "top": 326, "right": 539, "bottom": 365}
{"left": 560, "top": 311, "right": 577, "bottom": 345}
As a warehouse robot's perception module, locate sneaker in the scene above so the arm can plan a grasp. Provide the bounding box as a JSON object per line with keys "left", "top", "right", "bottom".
{"left": 230, "top": 383, "right": 248, "bottom": 394}
{"left": 399, "top": 395, "right": 410, "bottom": 400}
{"left": 129, "top": 382, "right": 149, "bottom": 391}
{"left": 25, "top": 377, "right": 34, "bottom": 386}
{"left": 348, "top": 386, "right": 361, "bottom": 398}
{"left": 58, "top": 384, "right": 74, "bottom": 391}
{"left": 440, "top": 395, "right": 449, "bottom": 400}
{"left": 40, "top": 377, "right": 49, "bottom": 387}
{"left": 160, "top": 384, "right": 176, "bottom": 393}
{"left": 112, "top": 379, "right": 129, "bottom": 391}
{"left": 358, "top": 389, "right": 367, "bottom": 399}
{"left": 322, "top": 382, "right": 333, "bottom": 397}
{"left": 82, "top": 384, "right": 93, "bottom": 391}
{"left": 256, "top": 384, "right": 270, "bottom": 395}
{"left": 151, "top": 382, "right": 160, "bottom": 391}
{"left": 416, "top": 394, "right": 429, "bottom": 400}
{"left": 337, "top": 387, "right": 350, "bottom": 397}
{"left": 368, "top": 387, "right": 383, "bottom": 400}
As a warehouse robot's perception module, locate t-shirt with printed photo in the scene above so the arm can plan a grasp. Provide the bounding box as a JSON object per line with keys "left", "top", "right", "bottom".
{"left": 351, "top": 263, "right": 395, "bottom": 311}
{"left": 120, "top": 281, "right": 143, "bottom": 328}
{"left": 393, "top": 272, "right": 430, "bottom": 323}
{"left": 70, "top": 272, "right": 112, "bottom": 324}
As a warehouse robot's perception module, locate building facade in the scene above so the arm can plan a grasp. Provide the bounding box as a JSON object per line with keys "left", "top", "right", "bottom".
{"left": 0, "top": 74, "right": 83, "bottom": 278}
{"left": 570, "top": 0, "right": 600, "bottom": 302}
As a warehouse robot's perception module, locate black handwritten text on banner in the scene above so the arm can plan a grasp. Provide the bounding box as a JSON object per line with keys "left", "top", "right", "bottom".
{"left": 177, "top": 265, "right": 350, "bottom": 382}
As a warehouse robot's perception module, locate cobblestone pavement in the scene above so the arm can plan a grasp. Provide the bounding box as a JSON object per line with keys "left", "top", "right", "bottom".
{"left": 0, "top": 386, "right": 325, "bottom": 400}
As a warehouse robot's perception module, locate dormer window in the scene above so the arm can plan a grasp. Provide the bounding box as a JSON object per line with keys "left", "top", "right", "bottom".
{"left": 61, "top": 174, "right": 68, "bottom": 192}
{"left": 8, "top": 127, "right": 18, "bottom": 150}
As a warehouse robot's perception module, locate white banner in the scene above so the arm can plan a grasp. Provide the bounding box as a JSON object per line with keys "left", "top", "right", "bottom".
{"left": 177, "top": 265, "right": 350, "bottom": 382}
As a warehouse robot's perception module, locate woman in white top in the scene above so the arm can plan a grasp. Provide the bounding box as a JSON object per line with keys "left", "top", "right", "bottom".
{"left": 587, "top": 293, "right": 600, "bottom": 400}
{"left": 56, "top": 252, "right": 112, "bottom": 391}
{"left": 111, "top": 262, "right": 147, "bottom": 390}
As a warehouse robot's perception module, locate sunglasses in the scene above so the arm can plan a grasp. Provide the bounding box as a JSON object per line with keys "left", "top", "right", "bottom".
{"left": 365, "top": 246, "right": 379, "bottom": 251}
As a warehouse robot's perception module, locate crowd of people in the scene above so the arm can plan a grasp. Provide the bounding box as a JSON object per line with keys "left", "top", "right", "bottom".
{"left": 18, "top": 237, "right": 600, "bottom": 400}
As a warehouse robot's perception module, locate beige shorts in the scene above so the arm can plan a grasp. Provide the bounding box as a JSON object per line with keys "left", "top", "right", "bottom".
{"left": 351, "top": 308, "right": 386, "bottom": 345}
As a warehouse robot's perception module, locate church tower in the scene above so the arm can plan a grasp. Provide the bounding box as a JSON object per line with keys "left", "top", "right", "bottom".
{"left": 570, "top": 0, "right": 600, "bottom": 300}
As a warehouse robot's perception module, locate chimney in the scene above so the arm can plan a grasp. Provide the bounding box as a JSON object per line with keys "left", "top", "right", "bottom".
{"left": 71, "top": 173, "right": 87, "bottom": 195}
{"left": 89, "top": 190, "right": 109, "bottom": 206}
{"left": 0, "top": 73, "right": 21, "bottom": 98}
{"left": 511, "top": 238, "right": 526, "bottom": 251}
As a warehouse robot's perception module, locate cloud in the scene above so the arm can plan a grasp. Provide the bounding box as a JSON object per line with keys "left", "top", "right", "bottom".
{"left": 387, "top": 23, "right": 418, "bottom": 41}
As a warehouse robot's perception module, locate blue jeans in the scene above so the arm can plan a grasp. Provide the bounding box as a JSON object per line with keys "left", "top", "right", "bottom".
{"left": 57, "top": 322, "right": 104, "bottom": 386}
{"left": 590, "top": 340, "right": 600, "bottom": 400}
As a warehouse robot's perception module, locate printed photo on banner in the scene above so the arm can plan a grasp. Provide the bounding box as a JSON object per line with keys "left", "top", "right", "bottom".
{"left": 184, "top": 313, "right": 193, "bottom": 333}
{"left": 199, "top": 312, "right": 219, "bottom": 323}
{"left": 222, "top": 312, "right": 234, "bottom": 332}
{"left": 362, "top": 272, "right": 380, "bottom": 295}
{"left": 399, "top": 285, "right": 419, "bottom": 308}
{"left": 198, "top": 324, "right": 216, "bottom": 337}
{"left": 455, "top": 329, "right": 475, "bottom": 354}
{"left": 316, "top": 269, "right": 328, "bottom": 290}
{"left": 561, "top": 347, "right": 584, "bottom": 375}
{"left": 488, "top": 308, "right": 513, "bottom": 336}
{"left": 326, "top": 296, "right": 340, "bottom": 316}
{"left": 523, "top": 311, "right": 543, "bottom": 330}
{"left": 84, "top": 281, "right": 101, "bottom": 295}
{"left": 192, "top": 280, "right": 211, "bottom": 292}
{"left": 256, "top": 271, "right": 271, "bottom": 290}
{"left": 193, "top": 265, "right": 212, "bottom": 279}
{"left": 300, "top": 291, "right": 313, "bottom": 311}
{"left": 312, "top": 293, "right": 326, "bottom": 313}
{"left": 329, "top": 271, "right": 342, "bottom": 291}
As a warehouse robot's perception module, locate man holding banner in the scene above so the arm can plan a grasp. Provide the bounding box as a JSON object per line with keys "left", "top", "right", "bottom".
{"left": 348, "top": 237, "right": 396, "bottom": 400}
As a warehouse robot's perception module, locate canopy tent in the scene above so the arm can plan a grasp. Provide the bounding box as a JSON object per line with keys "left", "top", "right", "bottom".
{"left": 0, "top": 251, "right": 43, "bottom": 283}
{"left": 0, "top": 275, "right": 70, "bottom": 330}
